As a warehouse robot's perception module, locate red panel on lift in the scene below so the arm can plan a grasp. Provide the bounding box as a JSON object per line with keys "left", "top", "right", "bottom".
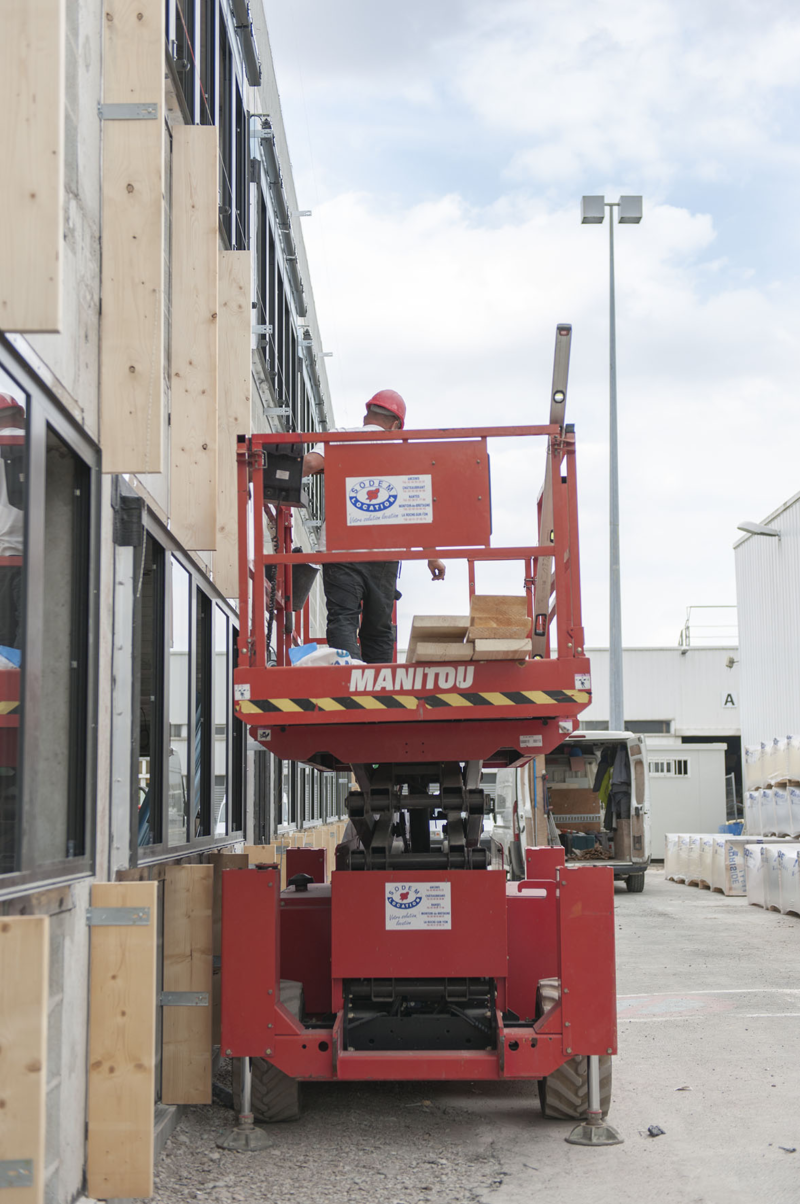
{"left": 331, "top": 871, "right": 508, "bottom": 980}
{"left": 285, "top": 847, "right": 326, "bottom": 883}
{"left": 525, "top": 846, "right": 565, "bottom": 878}
{"left": 280, "top": 884, "right": 332, "bottom": 1016}
{"left": 221, "top": 868, "right": 278, "bottom": 1055}
{"left": 558, "top": 866, "right": 617, "bottom": 1055}
{"left": 323, "top": 438, "right": 491, "bottom": 552}
{"left": 506, "top": 881, "right": 559, "bottom": 1022}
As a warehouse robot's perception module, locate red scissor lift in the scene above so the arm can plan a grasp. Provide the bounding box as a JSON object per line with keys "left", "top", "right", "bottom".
{"left": 222, "top": 327, "right": 620, "bottom": 1143}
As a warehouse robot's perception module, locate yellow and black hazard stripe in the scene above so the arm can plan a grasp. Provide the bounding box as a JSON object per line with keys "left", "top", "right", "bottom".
{"left": 239, "top": 689, "right": 589, "bottom": 715}
{"left": 0, "top": 700, "right": 20, "bottom": 716}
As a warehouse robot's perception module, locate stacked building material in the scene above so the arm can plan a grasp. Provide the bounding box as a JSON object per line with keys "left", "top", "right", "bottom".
{"left": 405, "top": 596, "right": 533, "bottom": 663}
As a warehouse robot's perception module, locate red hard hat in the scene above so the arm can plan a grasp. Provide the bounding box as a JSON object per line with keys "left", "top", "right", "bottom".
{"left": 0, "top": 393, "right": 24, "bottom": 414}
{"left": 365, "top": 389, "right": 406, "bottom": 429}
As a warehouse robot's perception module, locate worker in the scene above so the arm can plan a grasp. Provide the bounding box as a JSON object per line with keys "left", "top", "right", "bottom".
{"left": 302, "top": 389, "right": 446, "bottom": 664}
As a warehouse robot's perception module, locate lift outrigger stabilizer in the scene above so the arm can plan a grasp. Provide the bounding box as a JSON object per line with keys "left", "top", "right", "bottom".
{"left": 221, "top": 325, "right": 620, "bottom": 1139}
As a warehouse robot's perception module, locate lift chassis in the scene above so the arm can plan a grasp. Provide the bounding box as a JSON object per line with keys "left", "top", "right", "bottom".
{"left": 222, "top": 326, "right": 618, "bottom": 1121}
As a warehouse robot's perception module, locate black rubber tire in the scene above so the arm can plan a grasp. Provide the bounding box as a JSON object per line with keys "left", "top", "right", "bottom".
{"left": 536, "top": 978, "right": 612, "bottom": 1120}
{"left": 625, "top": 872, "right": 646, "bottom": 893}
{"left": 231, "top": 980, "right": 303, "bottom": 1122}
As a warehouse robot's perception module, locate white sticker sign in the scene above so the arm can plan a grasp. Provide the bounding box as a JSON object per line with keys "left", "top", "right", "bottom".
{"left": 520, "top": 734, "right": 543, "bottom": 748}
{"left": 234, "top": 683, "right": 251, "bottom": 700}
{"left": 385, "top": 882, "right": 451, "bottom": 930}
{"left": 346, "top": 474, "right": 433, "bottom": 527}
{"left": 574, "top": 673, "right": 591, "bottom": 690}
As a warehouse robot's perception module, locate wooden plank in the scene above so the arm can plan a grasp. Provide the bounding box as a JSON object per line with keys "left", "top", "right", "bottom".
{"left": 469, "top": 595, "right": 529, "bottom": 622}
{"left": 87, "top": 881, "right": 157, "bottom": 1200}
{"left": 244, "top": 844, "right": 277, "bottom": 865}
{"left": 0, "top": 0, "right": 64, "bottom": 332}
{"left": 468, "top": 622, "right": 531, "bottom": 641}
{"left": 472, "top": 638, "right": 531, "bottom": 661}
{"left": 100, "top": 0, "right": 165, "bottom": 473}
{"left": 161, "top": 865, "right": 213, "bottom": 1105}
{"left": 0, "top": 916, "right": 48, "bottom": 1204}
{"left": 216, "top": 251, "right": 251, "bottom": 597}
{"left": 170, "top": 124, "right": 220, "bottom": 550}
{"left": 410, "top": 641, "right": 474, "bottom": 663}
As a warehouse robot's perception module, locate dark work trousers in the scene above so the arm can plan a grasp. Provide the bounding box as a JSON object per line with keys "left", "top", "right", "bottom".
{"left": 323, "top": 560, "right": 399, "bottom": 664}
{"left": 0, "top": 566, "right": 21, "bottom": 648}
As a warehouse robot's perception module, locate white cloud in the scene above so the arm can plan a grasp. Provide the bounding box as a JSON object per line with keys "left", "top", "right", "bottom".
{"left": 452, "top": 0, "right": 800, "bottom": 186}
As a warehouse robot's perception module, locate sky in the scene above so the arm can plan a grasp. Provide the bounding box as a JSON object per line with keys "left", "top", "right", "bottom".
{"left": 262, "top": 0, "right": 800, "bottom": 650}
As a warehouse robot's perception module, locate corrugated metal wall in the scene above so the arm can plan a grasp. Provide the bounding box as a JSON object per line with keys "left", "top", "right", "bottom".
{"left": 582, "top": 647, "right": 740, "bottom": 735}
{"left": 734, "top": 493, "right": 800, "bottom": 750}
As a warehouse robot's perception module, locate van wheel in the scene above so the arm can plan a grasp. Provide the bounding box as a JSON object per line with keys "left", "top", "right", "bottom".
{"left": 625, "top": 872, "right": 646, "bottom": 893}
{"left": 231, "top": 980, "right": 303, "bottom": 1122}
{"left": 536, "top": 978, "right": 612, "bottom": 1120}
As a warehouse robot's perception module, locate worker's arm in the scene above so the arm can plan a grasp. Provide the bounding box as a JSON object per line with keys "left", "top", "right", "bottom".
{"left": 427, "top": 559, "right": 446, "bottom": 580}
{"left": 303, "top": 451, "right": 324, "bottom": 476}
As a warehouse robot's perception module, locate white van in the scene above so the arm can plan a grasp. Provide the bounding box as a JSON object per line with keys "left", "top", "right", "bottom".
{"left": 491, "top": 731, "right": 651, "bottom": 892}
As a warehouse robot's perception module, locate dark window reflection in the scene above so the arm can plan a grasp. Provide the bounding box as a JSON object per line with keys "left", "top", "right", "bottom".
{"left": 0, "top": 385, "right": 25, "bottom": 874}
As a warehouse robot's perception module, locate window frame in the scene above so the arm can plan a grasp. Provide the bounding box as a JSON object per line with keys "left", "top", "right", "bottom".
{"left": 0, "top": 341, "right": 100, "bottom": 898}
{"left": 134, "top": 514, "right": 244, "bottom": 867}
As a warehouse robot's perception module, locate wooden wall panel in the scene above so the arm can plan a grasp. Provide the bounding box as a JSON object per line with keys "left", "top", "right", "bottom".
{"left": 0, "top": 0, "right": 64, "bottom": 333}
{"left": 0, "top": 916, "right": 49, "bottom": 1204}
{"left": 170, "top": 125, "right": 219, "bottom": 550}
{"left": 100, "top": 0, "right": 165, "bottom": 473}
{"left": 216, "top": 251, "right": 252, "bottom": 597}
{"left": 161, "top": 865, "right": 213, "bottom": 1105}
{"left": 87, "top": 881, "right": 158, "bottom": 1201}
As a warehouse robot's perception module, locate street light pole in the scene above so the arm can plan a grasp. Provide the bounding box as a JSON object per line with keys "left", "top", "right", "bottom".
{"left": 581, "top": 195, "right": 642, "bottom": 732}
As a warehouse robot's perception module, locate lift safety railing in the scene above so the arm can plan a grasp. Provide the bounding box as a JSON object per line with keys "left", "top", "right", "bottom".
{"left": 236, "top": 422, "right": 585, "bottom": 674}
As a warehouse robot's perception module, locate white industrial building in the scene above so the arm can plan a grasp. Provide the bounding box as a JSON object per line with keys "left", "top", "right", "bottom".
{"left": 581, "top": 646, "right": 740, "bottom": 854}
{"left": 734, "top": 491, "right": 800, "bottom": 752}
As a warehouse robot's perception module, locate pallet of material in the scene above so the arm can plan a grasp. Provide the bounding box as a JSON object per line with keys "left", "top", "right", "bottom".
{"left": 405, "top": 615, "right": 469, "bottom": 664}
{"left": 473, "top": 638, "right": 532, "bottom": 660}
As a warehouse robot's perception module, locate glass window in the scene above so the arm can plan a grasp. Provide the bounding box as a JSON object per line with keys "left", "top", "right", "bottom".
{"left": 0, "top": 373, "right": 26, "bottom": 874}
{"left": 194, "top": 589, "right": 212, "bottom": 837}
{"left": 174, "top": 0, "right": 197, "bottom": 122}
{"left": 231, "top": 626, "right": 243, "bottom": 833}
{"left": 136, "top": 537, "right": 165, "bottom": 847}
{"left": 168, "top": 558, "right": 191, "bottom": 845}
{"left": 213, "top": 606, "right": 228, "bottom": 836}
{"left": 26, "top": 424, "right": 91, "bottom": 866}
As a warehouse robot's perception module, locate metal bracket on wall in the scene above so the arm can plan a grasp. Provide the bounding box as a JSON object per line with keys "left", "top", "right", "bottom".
{"left": 98, "top": 102, "right": 159, "bottom": 121}
{"left": 86, "top": 906, "right": 151, "bottom": 926}
{"left": 253, "top": 324, "right": 273, "bottom": 336}
{"left": 0, "top": 1161, "right": 34, "bottom": 1189}
{"left": 160, "top": 992, "right": 209, "bottom": 1007}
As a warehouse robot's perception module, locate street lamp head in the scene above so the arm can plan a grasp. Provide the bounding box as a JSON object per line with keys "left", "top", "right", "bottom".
{"left": 581, "top": 195, "right": 605, "bottom": 224}
{"left": 618, "top": 196, "right": 643, "bottom": 224}
{"left": 737, "top": 521, "right": 781, "bottom": 538}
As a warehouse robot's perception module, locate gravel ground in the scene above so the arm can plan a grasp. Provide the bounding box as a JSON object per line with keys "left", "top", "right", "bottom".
{"left": 142, "top": 1075, "right": 510, "bottom": 1203}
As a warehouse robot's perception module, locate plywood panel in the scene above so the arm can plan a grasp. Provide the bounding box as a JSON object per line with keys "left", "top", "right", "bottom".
{"left": 87, "top": 881, "right": 157, "bottom": 1200}
{"left": 0, "top": 917, "right": 48, "bottom": 1204}
{"left": 216, "top": 251, "right": 251, "bottom": 597}
{"left": 0, "top": 0, "right": 64, "bottom": 332}
{"left": 162, "top": 865, "right": 213, "bottom": 1105}
{"left": 100, "top": 0, "right": 165, "bottom": 473}
{"left": 170, "top": 125, "right": 219, "bottom": 550}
